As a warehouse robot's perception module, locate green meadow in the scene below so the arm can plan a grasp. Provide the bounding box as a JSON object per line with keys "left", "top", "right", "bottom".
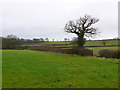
{"left": 85, "top": 40, "right": 119, "bottom": 46}
{"left": 22, "top": 40, "right": 119, "bottom": 46}
{"left": 88, "top": 46, "right": 119, "bottom": 56}
{"left": 2, "top": 50, "right": 118, "bottom": 88}
{"left": 21, "top": 40, "right": 119, "bottom": 56}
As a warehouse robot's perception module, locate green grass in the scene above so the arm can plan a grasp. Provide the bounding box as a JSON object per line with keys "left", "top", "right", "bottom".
{"left": 0, "top": 50, "right": 2, "bottom": 89}
{"left": 2, "top": 50, "right": 118, "bottom": 88}
{"left": 22, "top": 40, "right": 119, "bottom": 47}
{"left": 22, "top": 41, "right": 70, "bottom": 46}
{"left": 85, "top": 40, "right": 119, "bottom": 46}
{"left": 88, "top": 47, "right": 119, "bottom": 56}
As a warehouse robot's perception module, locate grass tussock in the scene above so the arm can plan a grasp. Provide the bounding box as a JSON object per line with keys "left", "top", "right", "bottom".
{"left": 2, "top": 50, "right": 118, "bottom": 88}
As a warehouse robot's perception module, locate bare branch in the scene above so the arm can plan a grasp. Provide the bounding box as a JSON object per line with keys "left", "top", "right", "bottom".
{"left": 85, "top": 17, "right": 99, "bottom": 28}
{"left": 64, "top": 14, "right": 99, "bottom": 46}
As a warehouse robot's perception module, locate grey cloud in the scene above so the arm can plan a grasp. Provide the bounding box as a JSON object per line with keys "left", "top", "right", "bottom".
{"left": 1, "top": 1, "right": 118, "bottom": 40}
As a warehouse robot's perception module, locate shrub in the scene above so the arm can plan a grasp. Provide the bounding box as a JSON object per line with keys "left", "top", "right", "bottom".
{"left": 19, "top": 45, "right": 29, "bottom": 49}
{"left": 113, "top": 50, "right": 120, "bottom": 59}
{"left": 29, "top": 46, "right": 93, "bottom": 56}
{"left": 29, "top": 46, "right": 66, "bottom": 53}
{"left": 2, "top": 35, "right": 22, "bottom": 49}
{"left": 70, "top": 47, "right": 93, "bottom": 56}
{"left": 99, "top": 49, "right": 120, "bottom": 59}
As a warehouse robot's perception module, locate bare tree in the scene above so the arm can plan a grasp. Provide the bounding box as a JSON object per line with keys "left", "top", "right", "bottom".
{"left": 64, "top": 14, "right": 99, "bottom": 47}
{"left": 64, "top": 38, "right": 68, "bottom": 42}
{"left": 33, "top": 38, "right": 40, "bottom": 43}
{"left": 45, "top": 38, "right": 49, "bottom": 42}
{"left": 52, "top": 39, "right": 54, "bottom": 42}
{"left": 39, "top": 38, "right": 45, "bottom": 42}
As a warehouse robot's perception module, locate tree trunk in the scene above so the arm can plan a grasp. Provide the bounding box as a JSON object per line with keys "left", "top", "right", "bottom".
{"left": 77, "top": 32, "right": 85, "bottom": 47}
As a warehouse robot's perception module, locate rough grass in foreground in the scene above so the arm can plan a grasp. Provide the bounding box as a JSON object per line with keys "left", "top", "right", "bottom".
{"left": 2, "top": 50, "right": 118, "bottom": 88}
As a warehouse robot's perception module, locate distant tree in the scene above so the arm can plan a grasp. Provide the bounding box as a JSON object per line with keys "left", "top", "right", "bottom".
{"left": 102, "top": 40, "right": 107, "bottom": 46}
{"left": 64, "top": 14, "right": 99, "bottom": 47}
{"left": 7, "top": 34, "right": 18, "bottom": 39}
{"left": 45, "top": 38, "right": 49, "bottom": 42}
{"left": 52, "top": 39, "right": 54, "bottom": 42}
{"left": 64, "top": 38, "right": 68, "bottom": 42}
{"left": 2, "top": 35, "right": 21, "bottom": 49}
{"left": 39, "top": 38, "right": 45, "bottom": 42}
{"left": 25, "top": 39, "right": 33, "bottom": 43}
{"left": 33, "top": 38, "right": 40, "bottom": 43}
{"left": 67, "top": 38, "right": 69, "bottom": 41}
{"left": 114, "top": 37, "right": 119, "bottom": 40}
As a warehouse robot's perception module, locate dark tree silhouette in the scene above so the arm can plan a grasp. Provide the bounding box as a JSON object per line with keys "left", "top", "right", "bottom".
{"left": 45, "top": 38, "right": 49, "bottom": 42}
{"left": 39, "top": 38, "right": 45, "bottom": 42}
{"left": 33, "top": 38, "right": 40, "bottom": 43}
{"left": 52, "top": 39, "right": 54, "bottom": 42}
{"left": 2, "top": 35, "right": 21, "bottom": 49}
{"left": 64, "top": 38, "right": 68, "bottom": 42}
{"left": 64, "top": 14, "right": 99, "bottom": 47}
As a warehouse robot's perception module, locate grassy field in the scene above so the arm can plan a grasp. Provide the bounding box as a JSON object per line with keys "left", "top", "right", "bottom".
{"left": 88, "top": 47, "right": 119, "bottom": 56}
{"left": 2, "top": 50, "right": 118, "bottom": 88}
{"left": 22, "top": 40, "right": 119, "bottom": 46}
{"left": 22, "top": 41, "right": 70, "bottom": 46}
{"left": 0, "top": 51, "right": 2, "bottom": 89}
{"left": 22, "top": 40, "right": 119, "bottom": 57}
{"left": 85, "top": 40, "right": 119, "bottom": 46}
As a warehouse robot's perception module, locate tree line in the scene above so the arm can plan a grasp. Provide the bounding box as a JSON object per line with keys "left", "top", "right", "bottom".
{"left": 1, "top": 35, "right": 70, "bottom": 49}
{"left": 1, "top": 35, "right": 49, "bottom": 49}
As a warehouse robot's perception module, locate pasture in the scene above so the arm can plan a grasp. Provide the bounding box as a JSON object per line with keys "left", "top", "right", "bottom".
{"left": 2, "top": 50, "right": 118, "bottom": 88}
{"left": 22, "top": 39, "right": 119, "bottom": 46}
{"left": 85, "top": 40, "right": 119, "bottom": 46}
{"left": 22, "top": 39, "right": 119, "bottom": 56}
{"left": 88, "top": 47, "right": 119, "bottom": 56}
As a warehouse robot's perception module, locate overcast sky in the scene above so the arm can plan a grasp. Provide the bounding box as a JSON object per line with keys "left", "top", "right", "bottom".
{"left": 0, "top": 0, "right": 119, "bottom": 41}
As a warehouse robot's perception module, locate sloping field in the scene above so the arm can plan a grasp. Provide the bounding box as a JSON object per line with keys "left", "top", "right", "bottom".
{"left": 88, "top": 47, "right": 119, "bottom": 56}
{"left": 22, "top": 40, "right": 119, "bottom": 46}
{"left": 2, "top": 50, "right": 118, "bottom": 88}
{"left": 85, "top": 40, "right": 119, "bottom": 46}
